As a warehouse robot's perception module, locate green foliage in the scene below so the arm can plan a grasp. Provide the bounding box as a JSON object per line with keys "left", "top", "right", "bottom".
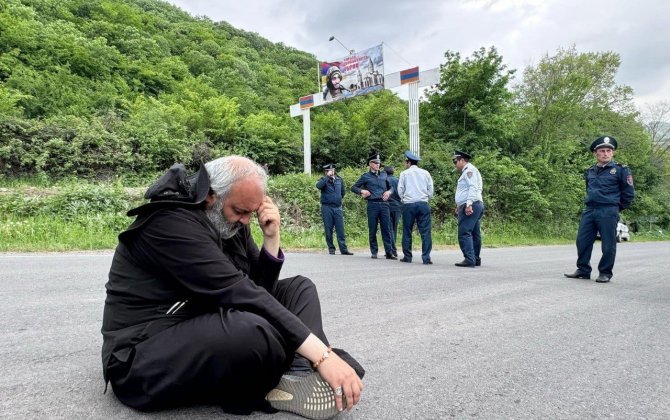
{"left": 423, "top": 46, "right": 516, "bottom": 151}
{"left": 0, "top": 182, "right": 129, "bottom": 219}
{"left": 310, "top": 90, "right": 408, "bottom": 168}
{"left": 0, "top": 0, "right": 319, "bottom": 176}
{"left": 0, "top": 0, "right": 667, "bottom": 235}
{"left": 268, "top": 173, "right": 322, "bottom": 229}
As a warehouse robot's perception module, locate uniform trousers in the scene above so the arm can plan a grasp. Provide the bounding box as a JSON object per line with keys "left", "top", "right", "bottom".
{"left": 388, "top": 203, "right": 401, "bottom": 256}
{"left": 575, "top": 205, "right": 619, "bottom": 277}
{"left": 401, "top": 201, "right": 432, "bottom": 263}
{"left": 320, "top": 205, "right": 348, "bottom": 253}
{"left": 457, "top": 201, "right": 484, "bottom": 265}
{"left": 366, "top": 201, "right": 393, "bottom": 256}
{"left": 108, "top": 276, "right": 327, "bottom": 413}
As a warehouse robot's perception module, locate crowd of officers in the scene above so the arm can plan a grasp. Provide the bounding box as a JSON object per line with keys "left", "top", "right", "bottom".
{"left": 317, "top": 136, "right": 635, "bottom": 280}
{"left": 316, "top": 149, "right": 482, "bottom": 267}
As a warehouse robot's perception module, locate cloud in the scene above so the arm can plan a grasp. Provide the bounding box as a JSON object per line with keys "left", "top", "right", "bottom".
{"left": 165, "top": 0, "right": 670, "bottom": 106}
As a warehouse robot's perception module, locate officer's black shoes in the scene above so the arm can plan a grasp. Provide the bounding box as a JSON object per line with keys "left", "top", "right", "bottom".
{"left": 328, "top": 250, "right": 336, "bottom": 255}
{"left": 455, "top": 260, "right": 475, "bottom": 267}
{"left": 423, "top": 260, "right": 433, "bottom": 265}
{"left": 595, "top": 274, "right": 612, "bottom": 283}
{"left": 385, "top": 254, "right": 397, "bottom": 260}
{"left": 475, "top": 258, "right": 481, "bottom": 266}
{"left": 564, "top": 271, "right": 590, "bottom": 279}
{"left": 392, "top": 252, "right": 398, "bottom": 258}
{"left": 371, "top": 254, "right": 377, "bottom": 259}
{"left": 399, "top": 257, "right": 412, "bottom": 263}
{"left": 341, "top": 251, "right": 354, "bottom": 255}
{"left": 266, "top": 371, "right": 341, "bottom": 420}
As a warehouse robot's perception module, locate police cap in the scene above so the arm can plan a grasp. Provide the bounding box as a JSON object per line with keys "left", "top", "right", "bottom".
{"left": 404, "top": 150, "right": 421, "bottom": 162}
{"left": 453, "top": 150, "right": 472, "bottom": 160}
{"left": 322, "top": 163, "right": 336, "bottom": 170}
{"left": 590, "top": 136, "right": 617, "bottom": 152}
{"left": 367, "top": 152, "right": 381, "bottom": 163}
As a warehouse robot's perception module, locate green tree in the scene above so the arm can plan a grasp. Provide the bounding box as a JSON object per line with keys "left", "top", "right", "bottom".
{"left": 422, "top": 46, "right": 516, "bottom": 152}
{"left": 514, "top": 46, "right": 651, "bottom": 222}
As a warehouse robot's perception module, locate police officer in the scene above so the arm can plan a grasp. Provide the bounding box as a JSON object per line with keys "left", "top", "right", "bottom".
{"left": 397, "top": 151, "right": 434, "bottom": 264}
{"left": 453, "top": 150, "right": 484, "bottom": 267}
{"left": 564, "top": 136, "right": 635, "bottom": 283}
{"left": 384, "top": 165, "right": 401, "bottom": 258}
{"left": 351, "top": 153, "right": 396, "bottom": 259}
{"left": 316, "top": 163, "right": 353, "bottom": 255}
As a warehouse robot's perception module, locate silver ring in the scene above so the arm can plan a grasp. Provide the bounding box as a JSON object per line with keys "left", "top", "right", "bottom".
{"left": 335, "top": 386, "right": 343, "bottom": 396}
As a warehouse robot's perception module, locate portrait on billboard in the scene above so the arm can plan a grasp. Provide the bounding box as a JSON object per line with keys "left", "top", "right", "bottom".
{"left": 320, "top": 44, "right": 384, "bottom": 104}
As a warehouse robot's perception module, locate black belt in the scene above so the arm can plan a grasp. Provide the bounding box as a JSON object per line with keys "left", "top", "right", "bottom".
{"left": 367, "top": 198, "right": 384, "bottom": 202}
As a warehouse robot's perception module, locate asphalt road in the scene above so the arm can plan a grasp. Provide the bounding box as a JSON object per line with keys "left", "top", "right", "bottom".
{"left": 1, "top": 242, "right": 669, "bottom": 419}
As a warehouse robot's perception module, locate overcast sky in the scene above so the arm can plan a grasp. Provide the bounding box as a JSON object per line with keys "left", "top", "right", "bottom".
{"left": 165, "top": 0, "right": 669, "bottom": 108}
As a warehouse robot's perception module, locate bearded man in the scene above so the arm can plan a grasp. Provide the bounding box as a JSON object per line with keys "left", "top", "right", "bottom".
{"left": 101, "top": 156, "right": 364, "bottom": 419}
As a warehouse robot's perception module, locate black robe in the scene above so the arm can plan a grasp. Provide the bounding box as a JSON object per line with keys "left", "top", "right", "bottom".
{"left": 101, "top": 206, "right": 310, "bottom": 382}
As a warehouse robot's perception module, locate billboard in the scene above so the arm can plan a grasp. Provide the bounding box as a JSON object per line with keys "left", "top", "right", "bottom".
{"left": 320, "top": 44, "right": 384, "bottom": 104}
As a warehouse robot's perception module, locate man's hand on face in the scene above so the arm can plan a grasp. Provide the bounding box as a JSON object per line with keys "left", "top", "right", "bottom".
{"left": 257, "top": 196, "right": 280, "bottom": 238}
{"left": 327, "top": 170, "right": 335, "bottom": 178}
{"left": 257, "top": 196, "right": 281, "bottom": 256}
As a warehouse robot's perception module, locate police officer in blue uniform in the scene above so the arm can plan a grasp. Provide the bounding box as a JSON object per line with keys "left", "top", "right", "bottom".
{"left": 384, "top": 165, "right": 401, "bottom": 258}
{"left": 316, "top": 163, "right": 353, "bottom": 255}
{"left": 351, "top": 153, "right": 396, "bottom": 259}
{"left": 565, "top": 136, "right": 635, "bottom": 283}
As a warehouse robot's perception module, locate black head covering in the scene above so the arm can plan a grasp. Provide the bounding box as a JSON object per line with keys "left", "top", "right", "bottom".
{"left": 127, "top": 163, "right": 211, "bottom": 216}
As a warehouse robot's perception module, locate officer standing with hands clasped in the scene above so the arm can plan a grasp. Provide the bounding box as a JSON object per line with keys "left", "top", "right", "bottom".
{"left": 351, "top": 152, "right": 396, "bottom": 260}
{"left": 453, "top": 150, "right": 484, "bottom": 267}
{"left": 316, "top": 163, "right": 353, "bottom": 255}
{"left": 564, "top": 136, "right": 635, "bottom": 283}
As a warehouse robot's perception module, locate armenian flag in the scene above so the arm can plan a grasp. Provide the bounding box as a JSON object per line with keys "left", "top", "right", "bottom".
{"left": 400, "top": 66, "right": 420, "bottom": 85}
{"left": 299, "top": 95, "right": 314, "bottom": 109}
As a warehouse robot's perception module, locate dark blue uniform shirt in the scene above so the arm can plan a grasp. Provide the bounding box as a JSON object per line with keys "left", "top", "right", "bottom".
{"left": 351, "top": 171, "right": 391, "bottom": 200}
{"left": 584, "top": 161, "right": 635, "bottom": 210}
{"left": 316, "top": 175, "right": 346, "bottom": 206}
{"left": 386, "top": 175, "right": 401, "bottom": 209}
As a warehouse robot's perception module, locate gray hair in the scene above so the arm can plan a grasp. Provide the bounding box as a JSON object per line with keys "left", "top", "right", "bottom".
{"left": 205, "top": 155, "right": 268, "bottom": 199}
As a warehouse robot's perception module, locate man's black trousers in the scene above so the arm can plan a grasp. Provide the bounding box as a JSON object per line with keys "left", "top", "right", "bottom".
{"left": 108, "top": 275, "right": 327, "bottom": 412}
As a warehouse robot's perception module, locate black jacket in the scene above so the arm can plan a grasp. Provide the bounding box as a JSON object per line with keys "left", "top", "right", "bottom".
{"left": 101, "top": 206, "right": 310, "bottom": 381}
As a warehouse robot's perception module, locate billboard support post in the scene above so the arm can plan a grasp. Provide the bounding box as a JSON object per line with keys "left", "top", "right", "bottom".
{"left": 408, "top": 80, "right": 420, "bottom": 156}
{"left": 303, "top": 108, "right": 311, "bottom": 175}
{"left": 290, "top": 46, "right": 440, "bottom": 173}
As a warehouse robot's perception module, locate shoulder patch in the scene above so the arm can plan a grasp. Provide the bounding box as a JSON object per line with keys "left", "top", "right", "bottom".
{"left": 627, "top": 174, "right": 634, "bottom": 186}
{"left": 466, "top": 171, "right": 473, "bottom": 178}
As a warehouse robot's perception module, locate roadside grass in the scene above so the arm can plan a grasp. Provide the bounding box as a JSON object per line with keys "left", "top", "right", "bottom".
{"left": 0, "top": 213, "right": 590, "bottom": 252}
{"left": 1, "top": 182, "right": 667, "bottom": 252}
{"left": 0, "top": 215, "right": 129, "bottom": 252}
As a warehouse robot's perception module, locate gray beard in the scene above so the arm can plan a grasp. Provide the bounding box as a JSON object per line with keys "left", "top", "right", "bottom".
{"left": 205, "top": 198, "right": 243, "bottom": 239}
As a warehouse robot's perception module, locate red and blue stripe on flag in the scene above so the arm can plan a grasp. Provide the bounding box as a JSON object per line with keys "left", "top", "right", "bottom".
{"left": 400, "top": 66, "right": 420, "bottom": 85}
{"left": 299, "top": 95, "right": 314, "bottom": 109}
